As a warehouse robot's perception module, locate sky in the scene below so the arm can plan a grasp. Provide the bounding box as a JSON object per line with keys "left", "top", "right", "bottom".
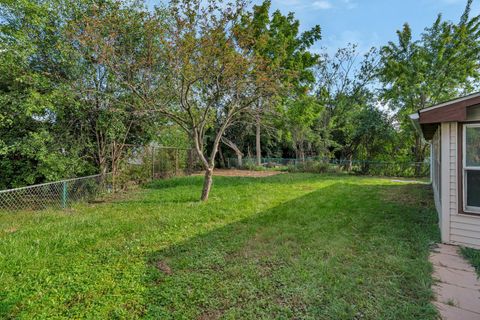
{"left": 256, "top": 0, "right": 478, "bottom": 55}
{"left": 147, "top": 0, "right": 479, "bottom": 55}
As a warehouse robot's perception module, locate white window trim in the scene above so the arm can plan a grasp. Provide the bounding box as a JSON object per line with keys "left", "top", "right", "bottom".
{"left": 463, "top": 123, "right": 480, "bottom": 214}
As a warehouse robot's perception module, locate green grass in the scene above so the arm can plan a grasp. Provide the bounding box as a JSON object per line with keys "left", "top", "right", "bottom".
{"left": 0, "top": 174, "right": 440, "bottom": 319}
{"left": 460, "top": 247, "right": 480, "bottom": 276}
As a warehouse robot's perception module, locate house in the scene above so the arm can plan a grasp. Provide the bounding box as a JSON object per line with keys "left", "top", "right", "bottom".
{"left": 410, "top": 92, "right": 480, "bottom": 249}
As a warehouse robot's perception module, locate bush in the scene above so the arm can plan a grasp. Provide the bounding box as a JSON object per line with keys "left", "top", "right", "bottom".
{"left": 114, "top": 163, "right": 152, "bottom": 190}
{"left": 243, "top": 162, "right": 266, "bottom": 171}
{"left": 288, "top": 160, "right": 331, "bottom": 173}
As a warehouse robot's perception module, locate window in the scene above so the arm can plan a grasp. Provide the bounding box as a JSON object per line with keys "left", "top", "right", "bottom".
{"left": 463, "top": 124, "right": 480, "bottom": 213}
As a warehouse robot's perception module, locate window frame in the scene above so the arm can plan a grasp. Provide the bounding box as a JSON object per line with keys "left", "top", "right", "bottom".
{"left": 463, "top": 123, "right": 480, "bottom": 214}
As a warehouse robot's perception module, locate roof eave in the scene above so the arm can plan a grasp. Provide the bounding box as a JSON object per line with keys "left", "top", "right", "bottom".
{"left": 409, "top": 112, "right": 424, "bottom": 139}
{"left": 420, "top": 92, "right": 480, "bottom": 113}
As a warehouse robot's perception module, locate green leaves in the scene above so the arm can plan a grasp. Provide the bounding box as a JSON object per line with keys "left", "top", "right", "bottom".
{"left": 380, "top": 4, "right": 480, "bottom": 115}
{"left": 0, "top": 0, "right": 156, "bottom": 188}
{"left": 378, "top": 2, "right": 480, "bottom": 165}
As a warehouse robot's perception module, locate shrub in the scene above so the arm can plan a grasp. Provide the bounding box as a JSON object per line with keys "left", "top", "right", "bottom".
{"left": 288, "top": 160, "right": 330, "bottom": 173}
{"left": 243, "top": 163, "right": 266, "bottom": 171}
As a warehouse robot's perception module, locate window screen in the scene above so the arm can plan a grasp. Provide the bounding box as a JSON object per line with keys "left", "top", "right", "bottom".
{"left": 466, "top": 170, "right": 480, "bottom": 208}
{"left": 466, "top": 126, "right": 480, "bottom": 167}
{"left": 464, "top": 125, "right": 480, "bottom": 213}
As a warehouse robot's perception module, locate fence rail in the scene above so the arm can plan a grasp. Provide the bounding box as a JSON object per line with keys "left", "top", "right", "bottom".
{"left": 0, "top": 146, "right": 200, "bottom": 212}
{"left": 0, "top": 174, "right": 111, "bottom": 212}
{"left": 1, "top": 151, "right": 430, "bottom": 212}
{"left": 125, "top": 145, "right": 201, "bottom": 182}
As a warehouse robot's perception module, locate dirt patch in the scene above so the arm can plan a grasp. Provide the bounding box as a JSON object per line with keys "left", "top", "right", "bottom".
{"left": 196, "top": 310, "right": 223, "bottom": 320}
{"left": 2, "top": 227, "right": 18, "bottom": 234}
{"left": 194, "top": 169, "right": 284, "bottom": 178}
{"left": 156, "top": 261, "right": 172, "bottom": 275}
{"left": 381, "top": 184, "right": 431, "bottom": 208}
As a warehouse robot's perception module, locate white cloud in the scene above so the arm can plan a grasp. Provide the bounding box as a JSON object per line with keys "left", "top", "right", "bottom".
{"left": 312, "top": 1, "right": 333, "bottom": 10}
{"left": 275, "top": 0, "right": 303, "bottom": 6}
{"left": 323, "top": 30, "right": 379, "bottom": 56}
{"left": 441, "top": 0, "right": 463, "bottom": 4}
{"left": 272, "top": 0, "right": 357, "bottom": 11}
{"left": 342, "top": 0, "right": 357, "bottom": 9}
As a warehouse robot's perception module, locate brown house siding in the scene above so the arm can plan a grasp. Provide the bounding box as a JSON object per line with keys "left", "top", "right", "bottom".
{"left": 420, "top": 103, "right": 468, "bottom": 124}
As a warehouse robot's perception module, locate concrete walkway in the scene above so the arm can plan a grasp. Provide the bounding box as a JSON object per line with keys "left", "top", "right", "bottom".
{"left": 430, "top": 244, "right": 480, "bottom": 320}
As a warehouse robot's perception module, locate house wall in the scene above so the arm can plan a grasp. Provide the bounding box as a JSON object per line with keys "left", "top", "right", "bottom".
{"left": 439, "top": 123, "right": 453, "bottom": 243}
{"left": 467, "top": 104, "right": 480, "bottom": 120}
{"left": 420, "top": 104, "right": 480, "bottom": 249}
{"left": 431, "top": 121, "right": 480, "bottom": 248}
{"left": 449, "top": 118, "right": 480, "bottom": 249}
{"left": 450, "top": 215, "right": 480, "bottom": 249}
{"left": 431, "top": 128, "right": 442, "bottom": 220}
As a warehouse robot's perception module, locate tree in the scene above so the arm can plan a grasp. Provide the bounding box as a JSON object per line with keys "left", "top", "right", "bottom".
{"left": 162, "top": 0, "right": 278, "bottom": 200}
{"left": 236, "top": 0, "right": 321, "bottom": 165}
{"left": 379, "top": 0, "right": 480, "bottom": 172}
{"left": 0, "top": 0, "right": 94, "bottom": 188}
{"left": 0, "top": 0, "right": 159, "bottom": 189}
{"left": 315, "top": 44, "right": 380, "bottom": 168}
{"left": 283, "top": 95, "right": 323, "bottom": 161}
{"left": 67, "top": 0, "right": 157, "bottom": 189}
{"left": 94, "top": 0, "right": 283, "bottom": 200}
{"left": 350, "top": 106, "right": 395, "bottom": 173}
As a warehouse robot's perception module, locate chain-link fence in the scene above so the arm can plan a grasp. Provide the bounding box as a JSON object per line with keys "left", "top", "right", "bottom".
{"left": 226, "top": 157, "right": 430, "bottom": 178}
{"left": 1, "top": 149, "right": 429, "bottom": 212}
{"left": 0, "top": 146, "right": 201, "bottom": 212}
{"left": 0, "top": 174, "right": 112, "bottom": 212}
{"left": 122, "top": 146, "right": 201, "bottom": 183}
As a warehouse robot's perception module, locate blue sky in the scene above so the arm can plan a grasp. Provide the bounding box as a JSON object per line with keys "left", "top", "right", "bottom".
{"left": 148, "top": 0, "right": 478, "bottom": 55}
{"left": 256, "top": 0, "right": 478, "bottom": 55}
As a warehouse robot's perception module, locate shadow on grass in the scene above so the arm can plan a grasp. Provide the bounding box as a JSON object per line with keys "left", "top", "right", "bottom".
{"left": 144, "top": 176, "right": 205, "bottom": 190}
{"left": 139, "top": 174, "right": 342, "bottom": 204}
{"left": 142, "top": 183, "right": 439, "bottom": 319}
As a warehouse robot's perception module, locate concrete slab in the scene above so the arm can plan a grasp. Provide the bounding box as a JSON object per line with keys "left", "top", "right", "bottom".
{"left": 433, "top": 265, "right": 480, "bottom": 290}
{"left": 435, "top": 282, "right": 480, "bottom": 314}
{"left": 430, "top": 244, "right": 480, "bottom": 320}
{"left": 430, "top": 252, "right": 476, "bottom": 272}
{"left": 432, "top": 244, "right": 461, "bottom": 256}
{"left": 433, "top": 302, "right": 480, "bottom": 320}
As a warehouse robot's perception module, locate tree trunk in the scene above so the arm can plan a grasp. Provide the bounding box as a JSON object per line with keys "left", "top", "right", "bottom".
{"left": 414, "top": 134, "right": 424, "bottom": 177}
{"left": 194, "top": 123, "right": 226, "bottom": 201}
{"left": 99, "top": 156, "right": 108, "bottom": 175}
{"left": 221, "top": 137, "right": 244, "bottom": 169}
{"left": 299, "top": 143, "right": 305, "bottom": 162}
{"left": 187, "top": 148, "right": 195, "bottom": 174}
{"left": 256, "top": 114, "right": 261, "bottom": 166}
{"left": 218, "top": 145, "right": 226, "bottom": 168}
{"left": 237, "top": 154, "right": 243, "bottom": 168}
{"left": 201, "top": 167, "right": 213, "bottom": 201}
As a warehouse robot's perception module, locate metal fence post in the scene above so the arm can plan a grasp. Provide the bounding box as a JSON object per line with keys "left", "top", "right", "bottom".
{"left": 62, "top": 181, "right": 68, "bottom": 208}
{"left": 175, "top": 149, "right": 179, "bottom": 176}
{"left": 0, "top": 173, "right": 108, "bottom": 212}
{"left": 152, "top": 146, "right": 155, "bottom": 180}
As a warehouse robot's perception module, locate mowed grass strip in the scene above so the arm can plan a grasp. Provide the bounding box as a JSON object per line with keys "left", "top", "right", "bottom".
{"left": 0, "top": 174, "right": 440, "bottom": 319}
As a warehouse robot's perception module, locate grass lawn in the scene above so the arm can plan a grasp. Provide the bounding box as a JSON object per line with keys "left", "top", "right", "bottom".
{"left": 0, "top": 174, "right": 440, "bottom": 319}
{"left": 460, "top": 247, "right": 480, "bottom": 276}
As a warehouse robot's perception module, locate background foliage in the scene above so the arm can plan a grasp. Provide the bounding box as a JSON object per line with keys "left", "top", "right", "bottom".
{"left": 1, "top": 0, "right": 480, "bottom": 189}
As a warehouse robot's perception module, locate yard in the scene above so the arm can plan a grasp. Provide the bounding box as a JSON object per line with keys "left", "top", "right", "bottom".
{"left": 0, "top": 173, "right": 440, "bottom": 319}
